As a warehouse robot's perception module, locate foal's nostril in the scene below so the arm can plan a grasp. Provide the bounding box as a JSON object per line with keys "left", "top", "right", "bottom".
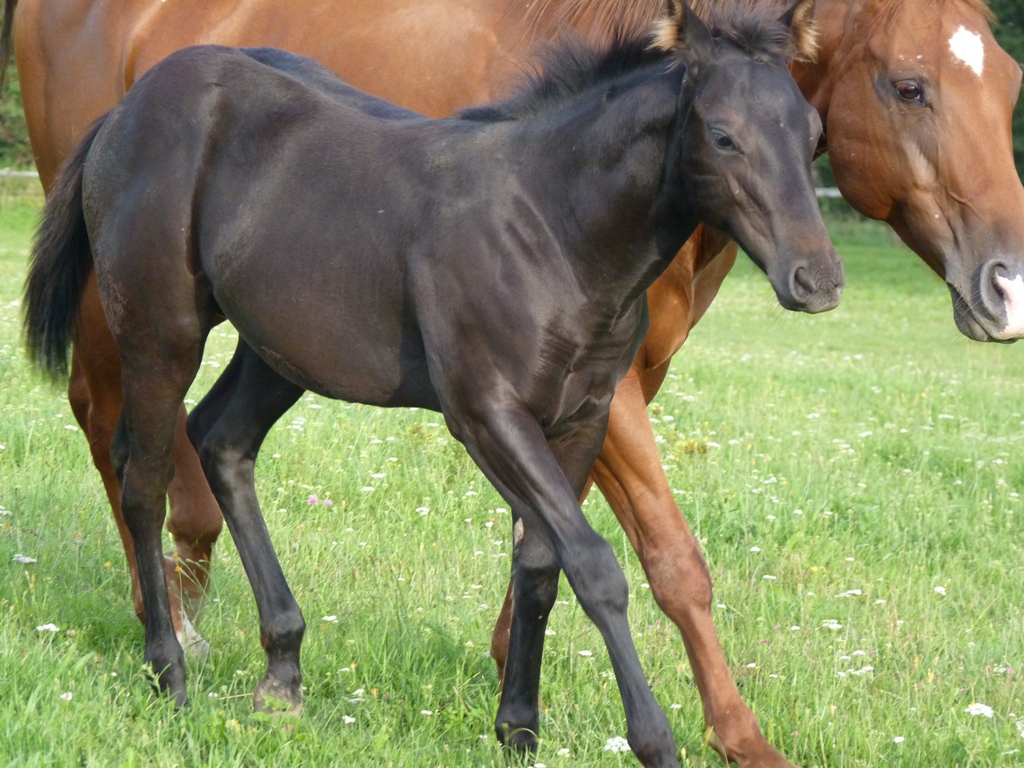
{"left": 791, "top": 266, "right": 816, "bottom": 302}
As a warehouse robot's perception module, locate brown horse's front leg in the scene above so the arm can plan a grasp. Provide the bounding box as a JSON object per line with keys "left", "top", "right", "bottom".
{"left": 590, "top": 370, "right": 795, "bottom": 768}
{"left": 70, "top": 275, "right": 218, "bottom": 656}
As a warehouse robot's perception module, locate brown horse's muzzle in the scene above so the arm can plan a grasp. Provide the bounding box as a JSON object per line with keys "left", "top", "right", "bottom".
{"left": 950, "top": 260, "right": 1024, "bottom": 343}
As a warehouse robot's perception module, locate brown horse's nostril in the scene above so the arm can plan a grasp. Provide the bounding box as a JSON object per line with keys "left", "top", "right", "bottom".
{"left": 979, "top": 260, "right": 1013, "bottom": 321}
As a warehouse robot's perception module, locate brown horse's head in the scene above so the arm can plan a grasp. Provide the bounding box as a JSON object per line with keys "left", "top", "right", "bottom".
{"left": 813, "top": 0, "right": 1024, "bottom": 341}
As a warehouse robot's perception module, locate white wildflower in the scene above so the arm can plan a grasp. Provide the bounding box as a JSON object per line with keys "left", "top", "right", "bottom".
{"left": 604, "top": 736, "right": 631, "bottom": 753}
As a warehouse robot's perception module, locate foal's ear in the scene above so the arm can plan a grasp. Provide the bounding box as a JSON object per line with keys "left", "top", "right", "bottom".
{"left": 778, "top": 0, "right": 818, "bottom": 62}
{"left": 652, "top": 0, "right": 715, "bottom": 57}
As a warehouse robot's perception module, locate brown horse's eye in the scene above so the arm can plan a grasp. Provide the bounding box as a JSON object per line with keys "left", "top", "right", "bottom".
{"left": 894, "top": 80, "right": 926, "bottom": 105}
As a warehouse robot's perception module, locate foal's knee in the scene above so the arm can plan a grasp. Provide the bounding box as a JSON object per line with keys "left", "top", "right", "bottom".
{"left": 514, "top": 534, "right": 560, "bottom": 614}
{"left": 564, "top": 535, "right": 630, "bottom": 617}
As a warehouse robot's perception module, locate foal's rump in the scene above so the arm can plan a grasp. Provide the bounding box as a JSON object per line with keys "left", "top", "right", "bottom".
{"left": 85, "top": 45, "right": 439, "bottom": 405}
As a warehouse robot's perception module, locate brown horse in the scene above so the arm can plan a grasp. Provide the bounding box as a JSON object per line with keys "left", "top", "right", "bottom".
{"left": 6, "top": 0, "right": 1024, "bottom": 765}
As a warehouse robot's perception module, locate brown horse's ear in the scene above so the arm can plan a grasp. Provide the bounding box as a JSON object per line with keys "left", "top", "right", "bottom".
{"left": 778, "top": 0, "right": 818, "bottom": 62}
{"left": 652, "top": 0, "right": 715, "bottom": 56}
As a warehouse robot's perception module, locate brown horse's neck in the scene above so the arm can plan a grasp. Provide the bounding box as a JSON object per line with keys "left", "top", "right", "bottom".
{"left": 789, "top": 0, "right": 865, "bottom": 129}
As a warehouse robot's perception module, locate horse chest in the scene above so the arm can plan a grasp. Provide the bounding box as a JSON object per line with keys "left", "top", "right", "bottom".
{"left": 531, "top": 306, "right": 648, "bottom": 433}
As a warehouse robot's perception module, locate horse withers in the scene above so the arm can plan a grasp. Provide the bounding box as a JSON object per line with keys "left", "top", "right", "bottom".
{"left": 24, "top": 4, "right": 840, "bottom": 764}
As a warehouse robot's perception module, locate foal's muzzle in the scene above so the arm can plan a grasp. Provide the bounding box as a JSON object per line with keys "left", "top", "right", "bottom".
{"left": 775, "top": 248, "right": 845, "bottom": 314}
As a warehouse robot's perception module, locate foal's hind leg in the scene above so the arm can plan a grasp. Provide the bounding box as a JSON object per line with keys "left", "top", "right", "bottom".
{"left": 494, "top": 427, "right": 601, "bottom": 751}
{"left": 188, "top": 341, "right": 306, "bottom": 715}
{"left": 114, "top": 336, "right": 208, "bottom": 704}
{"left": 71, "top": 276, "right": 220, "bottom": 656}
{"left": 493, "top": 510, "right": 559, "bottom": 750}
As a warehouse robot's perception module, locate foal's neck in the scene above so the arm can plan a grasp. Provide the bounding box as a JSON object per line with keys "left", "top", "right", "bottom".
{"left": 512, "top": 66, "right": 699, "bottom": 307}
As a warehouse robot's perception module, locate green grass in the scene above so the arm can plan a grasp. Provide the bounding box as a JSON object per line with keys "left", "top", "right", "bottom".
{"left": 1, "top": 192, "right": 1022, "bottom": 767}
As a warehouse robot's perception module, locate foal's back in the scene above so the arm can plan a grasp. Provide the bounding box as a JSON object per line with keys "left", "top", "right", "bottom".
{"left": 89, "top": 46, "right": 447, "bottom": 405}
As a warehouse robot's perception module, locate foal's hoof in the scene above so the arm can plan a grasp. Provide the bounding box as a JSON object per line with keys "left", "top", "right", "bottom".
{"left": 496, "top": 712, "right": 539, "bottom": 754}
{"left": 254, "top": 677, "right": 303, "bottom": 719}
{"left": 147, "top": 657, "right": 189, "bottom": 708}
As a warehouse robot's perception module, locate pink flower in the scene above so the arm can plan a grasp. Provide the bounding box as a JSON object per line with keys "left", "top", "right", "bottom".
{"left": 308, "top": 494, "right": 319, "bottom": 505}
{"left": 323, "top": 499, "right": 334, "bottom": 507}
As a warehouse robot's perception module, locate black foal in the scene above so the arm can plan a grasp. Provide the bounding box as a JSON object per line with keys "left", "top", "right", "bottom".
{"left": 25, "top": 2, "right": 839, "bottom": 764}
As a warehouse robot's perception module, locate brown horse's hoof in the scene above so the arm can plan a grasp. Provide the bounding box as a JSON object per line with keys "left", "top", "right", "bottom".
{"left": 162, "top": 554, "right": 211, "bottom": 658}
{"left": 177, "top": 612, "right": 211, "bottom": 659}
{"left": 707, "top": 726, "right": 797, "bottom": 768}
{"left": 254, "top": 677, "right": 304, "bottom": 719}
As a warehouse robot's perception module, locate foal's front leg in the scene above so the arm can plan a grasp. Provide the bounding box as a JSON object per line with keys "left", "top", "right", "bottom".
{"left": 450, "top": 405, "right": 678, "bottom": 768}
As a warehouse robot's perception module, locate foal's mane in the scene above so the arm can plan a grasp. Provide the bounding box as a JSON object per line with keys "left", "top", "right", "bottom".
{"left": 465, "top": 3, "right": 801, "bottom": 124}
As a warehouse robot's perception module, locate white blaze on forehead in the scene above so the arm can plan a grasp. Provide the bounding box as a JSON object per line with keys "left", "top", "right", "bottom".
{"left": 949, "top": 26, "right": 985, "bottom": 76}
{"left": 995, "top": 274, "right": 1024, "bottom": 339}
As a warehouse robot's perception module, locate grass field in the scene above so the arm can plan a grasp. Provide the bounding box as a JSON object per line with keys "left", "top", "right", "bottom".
{"left": 1, "top": 177, "right": 1023, "bottom": 767}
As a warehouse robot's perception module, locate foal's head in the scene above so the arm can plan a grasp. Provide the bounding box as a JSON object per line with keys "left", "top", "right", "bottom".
{"left": 659, "top": 0, "right": 843, "bottom": 313}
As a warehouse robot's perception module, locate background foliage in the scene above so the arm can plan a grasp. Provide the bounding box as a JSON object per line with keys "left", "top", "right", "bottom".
{"left": 0, "top": 68, "right": 32, "bottom": 169}
{"left": 991, "top": 0, "right": 1024, "bottom": 172}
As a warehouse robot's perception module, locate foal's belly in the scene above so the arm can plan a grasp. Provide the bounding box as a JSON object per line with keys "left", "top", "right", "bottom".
{"left": 210, "top": 269, "right": 439, "bottom": 409}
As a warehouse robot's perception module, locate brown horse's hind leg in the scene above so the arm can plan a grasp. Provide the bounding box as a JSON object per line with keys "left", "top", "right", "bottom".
{"left": 590, "top": 370, "right": 795, "bottom": 768}
{"left": 167, "top": 404, "right": 223, "bottom": 629}
{"left": 115, "top": 345, "right": 207, "bottom": 705}
{"left": 71, "top": 275, "right": 215, "bottom": 656}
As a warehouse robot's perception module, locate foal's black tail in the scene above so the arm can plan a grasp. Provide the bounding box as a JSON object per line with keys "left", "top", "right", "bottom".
{"left": 23, "top": 117, "right": 106, "bottom": 381}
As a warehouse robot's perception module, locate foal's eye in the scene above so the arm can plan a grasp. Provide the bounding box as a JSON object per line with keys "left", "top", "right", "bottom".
{"left": 894, "top": 80, "right": 926, "bottom": 105}
{"left": 710, "top": 129, "right": 737, "bottom": 151}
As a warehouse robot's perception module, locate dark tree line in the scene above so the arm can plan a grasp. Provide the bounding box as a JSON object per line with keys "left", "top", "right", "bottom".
{"left": 991, "top": 0, "right": 1024, "bottom": 173}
